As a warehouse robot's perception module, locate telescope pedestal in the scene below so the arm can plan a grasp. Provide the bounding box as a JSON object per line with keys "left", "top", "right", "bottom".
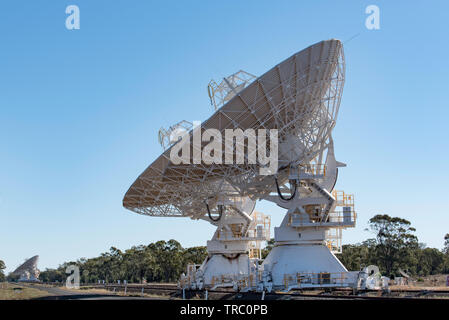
{"left": 261, "top": 227, "right": 357, "bottom": 291}
{"left": 196, "top": 252, "right": 257, "bottom": 290}
{"left": 180, "top": 210, "right": 270, "bottom": 290}
{"left": 180, "top": 240, "right": 257, "bottom": 290}
{"left": 260, "top": 167, "right": 359, "bottom": 291}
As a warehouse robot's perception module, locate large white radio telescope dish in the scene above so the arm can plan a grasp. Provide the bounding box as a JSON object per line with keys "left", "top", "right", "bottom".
{"left": 123, "top": 39, "right": 345, "bottom": 220}
{"left": 123, "top": 39, "right": 359, "bottom": 292}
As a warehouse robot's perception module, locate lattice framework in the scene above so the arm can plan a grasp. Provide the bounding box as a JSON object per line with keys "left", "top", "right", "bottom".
{"left": 123, "top": 40, "right": 345, "bottom": 220}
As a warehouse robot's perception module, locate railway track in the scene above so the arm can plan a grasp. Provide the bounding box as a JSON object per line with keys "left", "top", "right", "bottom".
{"left": 43, "top": 283, "right": 449, "bottom": 300}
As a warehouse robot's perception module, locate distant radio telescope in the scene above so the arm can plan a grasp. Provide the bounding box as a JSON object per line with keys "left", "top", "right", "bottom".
{"left": 12, "top": 255, "right": 40, "bottom": 282}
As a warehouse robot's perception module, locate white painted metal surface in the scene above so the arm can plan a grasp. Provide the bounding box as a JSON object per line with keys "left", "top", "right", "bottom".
{"left": 123, "top": 39, "right": 344, "bottom": 219}
{"left": 12, "top": 255, "right": 40, "bottom": 282}
{"left": 124, "top": 39, "right": 360, "bottom": 291}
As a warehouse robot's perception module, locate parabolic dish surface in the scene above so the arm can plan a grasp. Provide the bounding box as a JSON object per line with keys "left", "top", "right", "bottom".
{"left": 123, "top": 39, "right": 345, "bottom": 219}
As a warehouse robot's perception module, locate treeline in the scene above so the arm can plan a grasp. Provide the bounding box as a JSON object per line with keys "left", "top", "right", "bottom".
{"left": 39, "top": 240, "right": 207, "bottom": 284}
{"left": 336, "top": 215, "right": 449, "bottom": 278}
{"left": 4, "top": 215, "right": 449, "bottom": 284}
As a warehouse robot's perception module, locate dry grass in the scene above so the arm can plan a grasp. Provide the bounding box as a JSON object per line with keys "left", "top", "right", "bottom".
{"left": 0, "top": 282, "right": 52, "bottom": 300}
{"left": 390, "top": 274, "right": 449, "bottom": 291}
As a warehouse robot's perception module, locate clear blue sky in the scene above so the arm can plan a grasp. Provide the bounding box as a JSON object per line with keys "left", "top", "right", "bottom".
{"left": 1, "top": 1, "right": 448, "bottom": 272}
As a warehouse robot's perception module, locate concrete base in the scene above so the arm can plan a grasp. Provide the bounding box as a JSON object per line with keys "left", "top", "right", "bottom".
{"left": 262, "top": 243, "right": 355, "bottom": 289}
{"left": 199, "top": 253, "right": 257, "bottom": 289}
